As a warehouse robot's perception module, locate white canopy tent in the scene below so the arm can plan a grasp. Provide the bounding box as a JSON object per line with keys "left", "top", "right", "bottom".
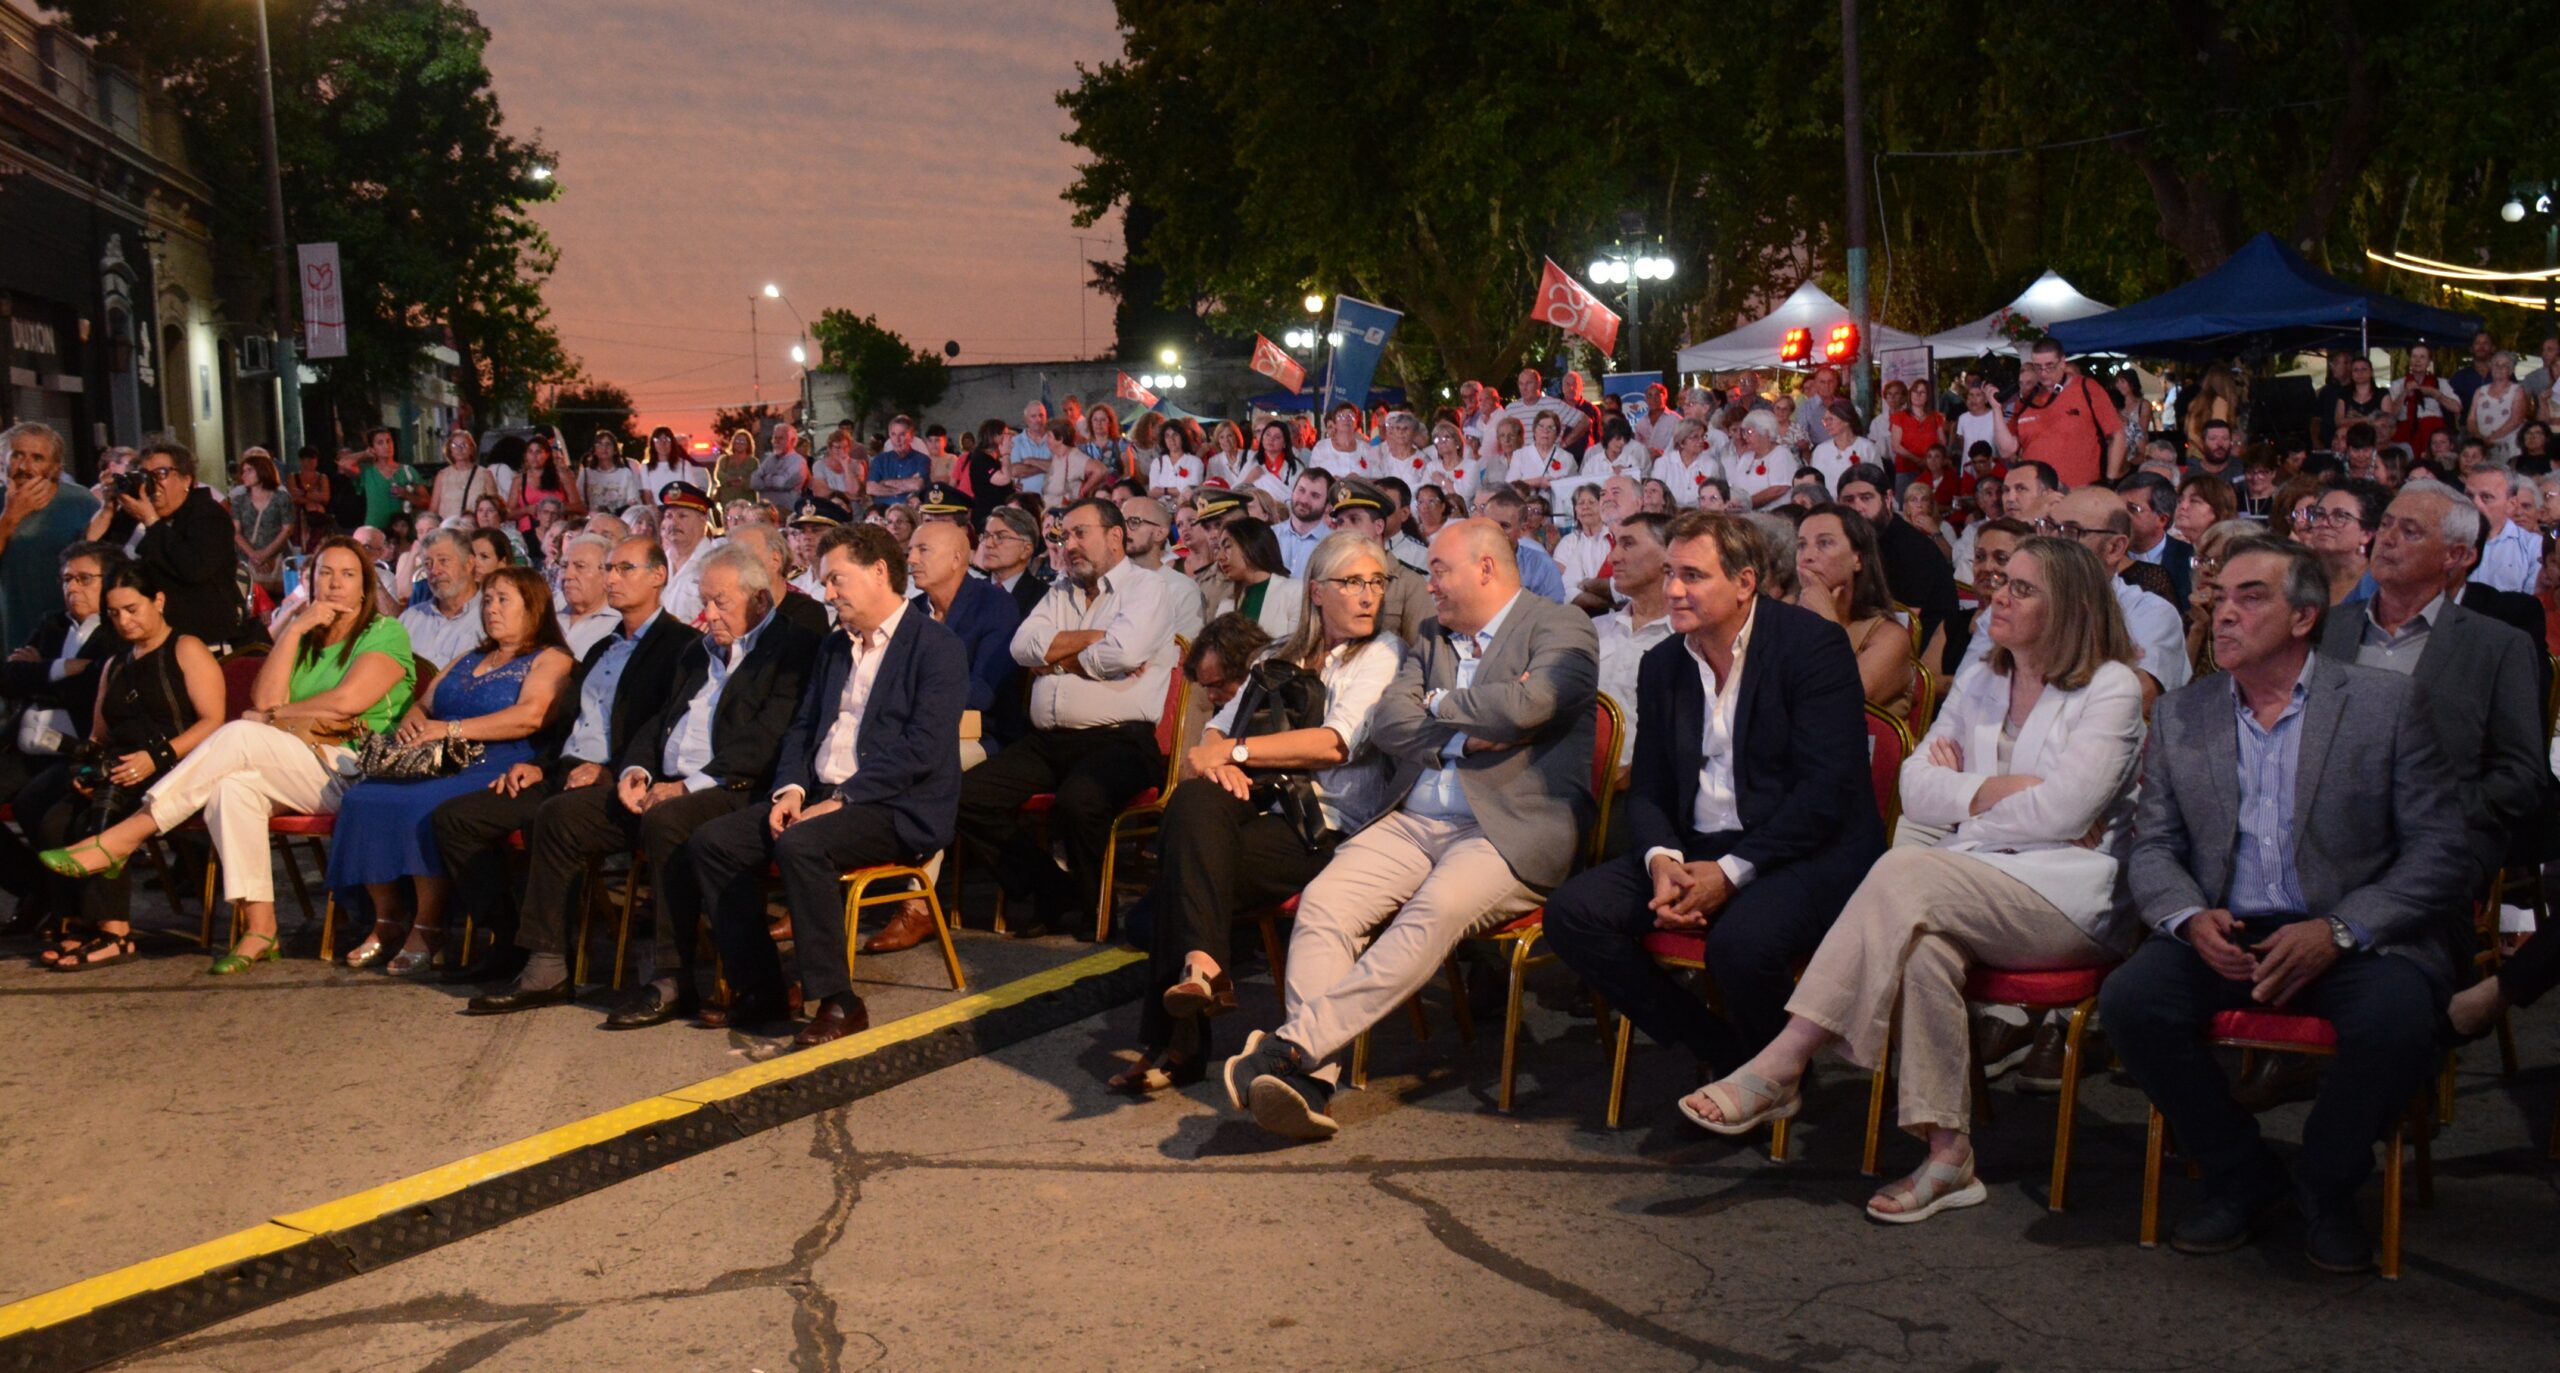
{"left": 1673, "top": 280, "right": 1925, "bottom": 373}
{"left": 1923, "top": 270, "right": 2112, "bottom": 359}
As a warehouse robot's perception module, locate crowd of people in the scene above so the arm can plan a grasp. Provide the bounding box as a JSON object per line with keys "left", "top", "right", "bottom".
{"left": 0, "top": 317, "right": 2556, "bottom": 1273}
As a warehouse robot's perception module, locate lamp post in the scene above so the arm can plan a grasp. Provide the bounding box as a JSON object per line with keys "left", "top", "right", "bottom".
{"left": 1585, "top": 245, "right": 1677, "bottom": 372}
{"left": 763, "top": 284, "right": 813, "bottom": 426}
{"left": 2501, "top": 188, "right": 2559, "bottom": 338}
{"left": 249, "top": 0, "right": 302, "bottom": 464}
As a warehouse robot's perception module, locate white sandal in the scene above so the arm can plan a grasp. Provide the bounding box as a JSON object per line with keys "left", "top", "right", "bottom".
{"left": 1677, "top": 1069, "right": 1801, "bottom": 1137}
{"left": 1865, "top": 1156, "right": 1988, "bottom": 1224}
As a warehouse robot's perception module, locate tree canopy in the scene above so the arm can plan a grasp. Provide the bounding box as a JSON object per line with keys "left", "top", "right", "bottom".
{"left": 59, "top": 0, "right": 577, "bottom": 430}
{"left": 1063, "top": 0, "right": 2560, "bottom": 381}
{"left": 809, "top": 310, "right": 951, "bottom": 429}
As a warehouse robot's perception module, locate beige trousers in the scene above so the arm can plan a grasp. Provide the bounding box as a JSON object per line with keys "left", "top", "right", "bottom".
{"left": 1786, "top": 847, "right": 2110, "bottom": 1135}
{"left": 920, "top": 735, "right": 990, "bottom": 888}
{"left": 1279, "top": 810, "right": 1541, "bottom": 1080}
{"left": 142, "top": 720, "right": 358, "bottom": 905}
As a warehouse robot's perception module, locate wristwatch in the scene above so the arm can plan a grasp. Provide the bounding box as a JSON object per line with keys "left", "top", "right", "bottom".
{"left": 1229, "top": 741, "right": 1251, "bottom": 766}
{"left": 2324, "top": 915, "right": 2356, "bottom": 951}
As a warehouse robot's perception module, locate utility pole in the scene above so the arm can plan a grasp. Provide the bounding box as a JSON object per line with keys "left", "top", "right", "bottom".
{"left": 251, "top": 0, "right": 303, "bottom": 462}
{"left": 747, "top": 293, "right": 763, "bottom": 409}
{"left": 1840, "top": 0, "right": 1872, "bottom": 415}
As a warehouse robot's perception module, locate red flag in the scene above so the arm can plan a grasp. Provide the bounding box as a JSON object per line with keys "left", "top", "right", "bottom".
{"left": 1529, "top": 257, "right": 1621, "bottom": 355}
{"left": 1249, "top": 333, "right": 1307, "bottom": 393}
{"left": 1116, "top": 371, "right": 1159, "bottom": 407}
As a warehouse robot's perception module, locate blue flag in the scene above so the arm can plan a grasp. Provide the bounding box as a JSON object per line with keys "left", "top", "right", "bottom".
{"left": 1038, "top": 372, "right": 1057, "bottom": 420}
{"left": 1320, "top": 296, "right": 1403, "bottom": 418}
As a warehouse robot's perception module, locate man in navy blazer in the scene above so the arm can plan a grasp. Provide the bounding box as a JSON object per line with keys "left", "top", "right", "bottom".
{"left": 907, "top": 518, "right": 1022, "bottom": 758}
{"left": 1544, "top": 511, "right": 1886, "bottom": 1077}
{"left": 693, "top": 524, "right": 968, "bottom": 1048}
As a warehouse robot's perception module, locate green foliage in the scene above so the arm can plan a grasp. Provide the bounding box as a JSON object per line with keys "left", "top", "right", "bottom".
{"left": 1065, "top": 0, "right": 2556, "bottom": 373}
{"left": 57, "top": 0, "right": 572, "bottom": 428}
{"left": 711, "top": 404, "right": 785, "bottom": 442}
{"left": 536, "top": 382, "right": 636, "bottom": 445}
{"left": 808, "top": 310, "right": 950, "bottom": 429}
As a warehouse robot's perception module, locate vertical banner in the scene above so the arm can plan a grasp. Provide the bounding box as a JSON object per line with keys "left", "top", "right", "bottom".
{"left": 1320, "top": 296, "right": 1402, "bottom": 418}
{"left": 297, "top": 242, "right": 347, "bottom": 360}
{"left": 1249, "top": 333, "right": 1307, "bottom": 393}
{"left": 1530, "top": 257, "right": 1620, "bottom": 356}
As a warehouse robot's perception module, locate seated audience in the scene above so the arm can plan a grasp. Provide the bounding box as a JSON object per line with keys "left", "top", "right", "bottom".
{"left": 84, "top": 440, "right": 242, "bottom": 650}
{"left": 1686, "top": 537, "right": 2144, "bottom": 1221}
{"left": 1790, "top": 504, "right": 1914, "bottom": 718}
{"left": 41, "top": 538, "right": 416, "bottom": 971}
{"left": 1836, "top": 463, "right": 1959, "bottom": 665}
{"left": 693, "top": 525, "right": 968, "bottom": 1046}
{"left": 1117, "top": 534, "right": 1404, "bottom": 1092}
{"left": 1322, "top": 480, "right": 1433, "bottom": 644}
{"left": 1219, "top": 520, "right": 1596, "bottom": 1140}
{"left": 1116, "top": 495, "right": 1207, "bottom": 641}
{"left": 400, "top": 528, "right": 487, "bottom": 671}
{"left": 2297, "top": 480, "right": 2384, "bottom": 606}
{"left": 957, "top": 497, "right": 1178, "bottom": 937}
{"left": 1474, "top": 485, "right": 1573, "bottom": 602}
{"left": 1594, "top": 512, "right": 1674, "bottom": 776}
{"left": 0, "top": 541, "right": 121, "bottom": 935}
{"left": 2047, "top": 486, "right": 2191, "bottom": 697}
{"left": 553, "top": 533, "right": 622, "bottom": 656}
{"left": 1544, "top": 513, "right": 1883, "bottom": 1095}
{"left": 1207, "top": 516, "right": 1302, "bottom": 641}
{"left": 904, "top": 518, "right": 1023, "bottom": 770}
{"left": 2102, "top": 537, "right": 2471, "bottom": 1275}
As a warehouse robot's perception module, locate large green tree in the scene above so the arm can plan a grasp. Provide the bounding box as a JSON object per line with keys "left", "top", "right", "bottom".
{"left": 809, "top": 310, "right": 950, "bottom": 429}
{"left": 59, "top": 0, "right": 573, "bottom": 432}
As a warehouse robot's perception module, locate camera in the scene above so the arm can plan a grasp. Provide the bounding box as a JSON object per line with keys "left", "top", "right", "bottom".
{"left": 105, "top": 467, "right": 161, "bottom": 503}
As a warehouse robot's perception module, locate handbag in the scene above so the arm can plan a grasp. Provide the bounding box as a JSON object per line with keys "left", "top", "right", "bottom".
{"left": 1226, "top": 655, "right": 1335, "bottom": 850}
{"left": 351, "top": 725, "right": 484, "bottom": 780}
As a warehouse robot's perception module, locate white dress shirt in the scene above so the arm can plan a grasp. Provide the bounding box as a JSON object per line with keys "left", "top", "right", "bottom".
{"left": 640, "top": 611, "right": 772, "bottom": 792}
{"left": 1506, "top": 442, "right": 1578, "bottom": 487}
{"left": 1305, "top": 439, "right": 1373, "bottom": 480}
{"left": 1594, "top": 604, "right": 1673, "bottom": 769}
{"left": 661, "top": 537, "right": 722, "bottom": 625}
{"left": 399, "top": 592, "right": 486, "bottom": 671}
{"left": 1642, "top": 602, "right": 1759, "bottom": 888}
{"left": 1209, "top": 636, "right": 1405, "bottom": 833}
{"left": 1404, "top": 592, "right": 1523, "bottom": 823}
{"left": 1148, "top": 454, "right": 1203, "bottom": 496}
{"left": 1008, "top": 556, "right": 1176, "bottom": 730}
{"left": 2112, "top": 578, "right": 2192, "bottom": 693}
{"left": 795, "top": 601, "right": 907, "bottom": 795}
{"left": 1650, "top": 451, "right": 1729, "bottom": 508}
{"left": 1552, "top": 529, "right": 1612, "bottom": 589}
{"left": 558, "top": 605, "right": 621, "bottom": 660}
{"left": 1150, "top": 560, "right": 1206, "bottom": 640}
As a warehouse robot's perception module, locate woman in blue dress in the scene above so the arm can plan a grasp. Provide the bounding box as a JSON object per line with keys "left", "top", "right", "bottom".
{"left": 333, "top": 566, "right": 574, "bottom": 975}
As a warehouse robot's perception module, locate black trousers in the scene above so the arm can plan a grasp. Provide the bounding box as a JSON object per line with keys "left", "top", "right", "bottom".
{"left": 5, "top": 765, "right": 126, "bottom": 927}
{"left": 1139, "top": 783, "right": 1334, "bottom": 1058}
{"left": 2100, "top": 931, "right": 2444, "bottom": 1207}
{"left": 0, "top": 761, "right": 76, "bottom": 910}
{"left": 431, "top": 779, "right": 554, "bottom": 952}
{"left": 1542, "top": 829, "right": 1874, "bottom": 1074}
{"left": 2495, "top": 924, "right": 2560, "bottom": 1009}
{"left": 955, "top": 722, "right": 1161, "bottom": 927}
{"left": 693, "top": 800, "right": 911, "bottom": 1006}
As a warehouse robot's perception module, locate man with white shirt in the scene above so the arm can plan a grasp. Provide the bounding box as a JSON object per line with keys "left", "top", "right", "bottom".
{"left": 956, "top": 497, "right": 1178, "bottom": 938}
{"left": 1639, "top": 384, "right": 1686, "bottom": 454}
{"left": 1459, "top": 380, "right": 1505, "bottom": 453}
{"left": 2037, "top": 488, "right": 2192, "bottom": 696}
{"left": 1276, "top": 469, "right": 1334, "bottom": 577}
{"left": 655, "top": 481, "right": 721, "bottom": 625}
{"left": 1593, "top": 513, "right": 1673, "bottom": 776}
{"left": 1542, "top": 511, "right": 1885, "bottom": 1080}
{"left": 1118, "top": 495, "right": 1206, "bottom": 639}
{"left": 553, "top": 533, "right": 621, "bottom": 658}
{"left": 693, "top": 524, "right": 968, "bottom": 1048}
{"left": 2464, "top": 464, "right": 2542, "bottom": 594}
{"left": 1502, "top": 367, "right": 1575, "bottom": 440}
{"left": 1952, "top": 380, "right": 2002, "bottom": 466}
{"left": 398, "top": 529, "right": 486, "bottom": 671}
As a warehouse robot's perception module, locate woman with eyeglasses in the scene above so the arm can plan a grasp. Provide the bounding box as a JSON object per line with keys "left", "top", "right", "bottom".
{"left": 2295, "top": 479, "right": 2385, "bottom": 606}
{"left": 1113, "top": 534, "right": 1405, "bottom": 1092}
{"left": 1686, "top": 536, "right": 2145, "bottom": 1225}
{"left": 1426, "top": 419, "right": 1477, "bottom": 504}
{"left": 1207, "top": 515, "right": 1301, "bottom": 641}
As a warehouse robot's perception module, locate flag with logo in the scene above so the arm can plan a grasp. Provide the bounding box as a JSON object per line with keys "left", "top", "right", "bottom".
{"left": 1319, "top": 296, "right": 1403, "bottom": 419}
{"left": 1529, "top": 257, "right": 1620, "bottom": 355}
{"left": 1116, "top": 371, "right": 1159, "bottom": 407}
{"left": 1249, "top": 333, "right": 1306, "bottom": 394}
{"left": 297, "top": 242, "right": 348, "bottom": 360}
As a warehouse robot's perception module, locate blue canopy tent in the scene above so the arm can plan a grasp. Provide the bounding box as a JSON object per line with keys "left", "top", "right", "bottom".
{"left": 1247, "top": 387, "right": 1407, "bottom": 414}
{"left": 2047, "top": 232, "right": 2479, "bottom": 361}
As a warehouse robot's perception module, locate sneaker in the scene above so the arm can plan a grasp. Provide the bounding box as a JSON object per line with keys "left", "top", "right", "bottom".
{"left": 1248, "top": 1071, "right": 1339, "bottom": 1141}
{"left": 1221, "top": 1029, "right": 1301, "bottom": 1113}
{"left": 1973, "top": 1013, "right": 2036, "bottom": 1080}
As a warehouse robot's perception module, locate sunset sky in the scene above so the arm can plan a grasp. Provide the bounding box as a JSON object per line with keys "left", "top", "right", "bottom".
{"left": 472, "top": 0, "right": 1126, "bottom": 436}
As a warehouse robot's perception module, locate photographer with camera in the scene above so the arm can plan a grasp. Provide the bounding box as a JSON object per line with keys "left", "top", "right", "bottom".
{"left": 84, "top": 441, "right": 243, "bottom": 650}
{"left": 1112, "top": 533, "right": 1406, "bottom": 1095}
{"left": 17, "top": 565, "right": 227, "bottom": 969}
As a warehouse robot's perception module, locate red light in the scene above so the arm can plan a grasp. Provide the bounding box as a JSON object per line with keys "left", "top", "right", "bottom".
{"left": 1778, "top": 327, "right": 1811, "bottom": 364}
{"left": 1823, "top": 322, "right": 1860, "bottom": 363}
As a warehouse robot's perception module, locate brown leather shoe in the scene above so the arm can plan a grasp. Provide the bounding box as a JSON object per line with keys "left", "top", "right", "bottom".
{"left": 861, "top": 900, "right": 937, "bottom": 954}
{"left": 792, "top": 998, "right": 870, "bottom": 1048}
{"left": 694, "top": 992, "right": 789, "bottom": 1031}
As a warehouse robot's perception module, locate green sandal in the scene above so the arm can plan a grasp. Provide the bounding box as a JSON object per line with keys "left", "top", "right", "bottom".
{"left": 208, "top": 930, "right": 282, "bottom": 976}
{"left": 38, "top": 839, "right": 125, "bottom": 881}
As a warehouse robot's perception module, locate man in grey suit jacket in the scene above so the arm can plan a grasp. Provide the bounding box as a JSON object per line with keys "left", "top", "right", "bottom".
{"left": 2316, "top": 480, "right": 2548, "bottom": 890}
{"left": 1223, "top": 519, "right": 1598, "bottom": 1141}
{"left": 2101, "top": 538, "right": 2471, "bottom": 1275}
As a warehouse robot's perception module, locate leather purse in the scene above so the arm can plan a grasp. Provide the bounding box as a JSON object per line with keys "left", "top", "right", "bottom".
{"left": 1228, "top": 656, "right": 1334, "bottom": 850}
{"left": 351, "top": 725, "right": 484, "bottom": 780}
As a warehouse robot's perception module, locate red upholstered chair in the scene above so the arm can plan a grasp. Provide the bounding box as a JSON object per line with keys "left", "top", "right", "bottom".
{"left": 2139, "top": 1009, "right": 2440, "bottom": 1280}
{"left": 988, "top": 638, "right": 1189, "bottom": 941}
{"left": 1603, "top": 706, "right": 1909, "bottom": 1159}
{"left": 1858, "top": 963, "right": 2116, "bottom": 1212}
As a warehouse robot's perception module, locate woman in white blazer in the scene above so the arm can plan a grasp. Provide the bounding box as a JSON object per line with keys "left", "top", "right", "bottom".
{"left": 1683, "top": 536, "right": 2145, "bottom": 1224}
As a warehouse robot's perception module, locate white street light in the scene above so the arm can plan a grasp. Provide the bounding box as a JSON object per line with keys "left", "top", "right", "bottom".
{"left": 789, "top": 343, "right": 807, "bottom": 365}
{"left": 762, "top": 283, "right": 782, "bottom": 299}
{"left": 1158, "top": 346, "right": 1179, "bottom": 366}
{"left": 1173, "top": 374, "right": 1188, "bottom": 389}
{"left": 2504, "top": 199, "right": 2528, "bottom": 224}
{"left": 1303, "top": 293, "right": 1325, "bottom": 314}
{"left": 1327, "top": 331, "right": 1343, "bottom": 347}
{"left": 528, "top": 164, "right": 553, "bottom": 182}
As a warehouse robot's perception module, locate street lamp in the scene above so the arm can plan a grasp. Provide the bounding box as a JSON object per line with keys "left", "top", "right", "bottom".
{"left": 1585, "top": 244, "right": 1677, "bottom": 371}
{"left": 756, "top": 284, "right": 813, "bottom": 424}
{"left": 1303, "top": 293, "right": 1325, "bottom": 315}
{"left": 2503, "top": 186, "right": 2560, "bottom": 334}
{"left": 1283, "top": 328, "right": 1315, "bottom": 350}
{"left": 1158, "top": 346, "right": 1180, "bottom": 367}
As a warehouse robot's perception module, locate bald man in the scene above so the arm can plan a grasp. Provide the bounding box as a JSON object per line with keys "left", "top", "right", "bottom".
{"left": 907, "top": 519, "right": 1023, "bottom": 768}
{"left": 1118, "top": 494, "right": 1206, "bottom": 639}
{"left": 1222, "top": 518, "right": 1598, "bottom": 1141}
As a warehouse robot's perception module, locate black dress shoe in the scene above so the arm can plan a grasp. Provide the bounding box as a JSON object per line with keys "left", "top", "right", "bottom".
{"left": 442, "top": 944, "right": 528, "bottom": 987}
{"left": 602, "top": 986, "right": 696, "bottom": 1030}
{"left": 2169, "top": 1181, "right": 2287, "bottom": 1255}
{"left": 2300, "top": 1197, "right": 2375, "bottom": 1274}
{"left": 463, "top": 980, "right": 575, "bottom": 1015}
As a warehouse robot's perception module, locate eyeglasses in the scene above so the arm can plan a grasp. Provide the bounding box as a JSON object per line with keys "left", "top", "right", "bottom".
{"left": 2289, "top": 507, "right": 2365, "bottom": 529}
{"left": 605, "top": 561, "right": 650, "bottom": 574}
{"left": 1319, "top": 575, "right": 1391, "bottom": 596}
{"left": 1123, "top": 516, "right": 1165, "bottom": 531}
{"left": 59, "top": 571, "right": 100, "bottom": 586}
{"left": 2031, "top": 518, "right": 2106, "bottom": 540}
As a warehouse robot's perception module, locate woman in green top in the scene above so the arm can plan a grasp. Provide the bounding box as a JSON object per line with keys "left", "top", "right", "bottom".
{"left": 43, "top": 537, "right": 415, "bottom": 972}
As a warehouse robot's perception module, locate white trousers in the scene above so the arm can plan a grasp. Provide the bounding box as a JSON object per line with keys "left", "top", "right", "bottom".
{"left": 143, "top": 720, "right": 357, "bottom": 904}
{"left": 1278, "top": 810, "right": 1540, "bottom": 1080}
